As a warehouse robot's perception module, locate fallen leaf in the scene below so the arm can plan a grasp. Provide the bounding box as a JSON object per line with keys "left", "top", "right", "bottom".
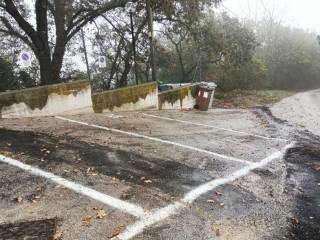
{"left": 207, "top": 200, "right": 215, "bottom": 203}
{"left": 292, "top": 217, "right": 299, "bottom": 225}
{"left": 120, "top": 193, "right": 131, "bottom": 200}
{"left": 144, "top": 180, "right": 152, "bottom": 184}
{"left": 82, "top": 215, "right": 93, "bottom": 224}
{"left": 140, "top": 177, "right": 146, "bottom": 181}
{"left": 15, "top": 196, "right": 23, "bottom": 203}
{"left": 220, "top": 203, "right": 225, "bottom": 208}
{"left": 95, "top": 209, "right": 107, "bottom": 219}
{"left": 33, "top": 195, "right": 41, "bottom": 199}
{"left": 53, "top": 230, "right": 63, "bottom": 240}
{"left": 110, "top": 226, "right": 123, "bottom": 238}
{"left": 312, "top": 164, "right": 320, "bottom": 171}
{"left": 6, "top": 143, "right": 12, "bottom": 147}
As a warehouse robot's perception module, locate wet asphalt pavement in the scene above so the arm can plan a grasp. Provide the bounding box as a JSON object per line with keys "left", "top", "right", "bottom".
{"left": 0, "top": 106, "right": 319, "bottom": 239}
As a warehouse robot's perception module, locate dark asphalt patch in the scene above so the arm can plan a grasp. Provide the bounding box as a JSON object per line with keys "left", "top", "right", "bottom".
{"left": 285, "top": 141, "right": 320, "bottom": 240}
{"left": 0, "top": 168, "right": 46, "bottom": 202}
{"left": 0, "top": 129, "right": 214, "bottom": 197}
{"left": 255, "top": 106, "right": 320, "bottom": 240}
{"left": 193, "top": 184, "right": 262, "bottom": 219}
{"left": 0, "top": 218, "right": 57, "bottom": 240}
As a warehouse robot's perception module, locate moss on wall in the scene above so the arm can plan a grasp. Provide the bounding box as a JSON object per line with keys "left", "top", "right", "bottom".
{"left": 92, "top": 82, "right": 157, "bottom": 113}
{"left": 158, "top": 84, "right": 200, "bottom": 110}
{"left": 0, "top": 80, "right": 90, "bottom": 114}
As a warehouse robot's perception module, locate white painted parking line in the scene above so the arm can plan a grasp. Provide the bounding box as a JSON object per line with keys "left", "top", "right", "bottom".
{"left": 55, "top": 116, "right": 252, "bottom": 165}
{"left": 143, "top": 113, "right": 288, "bottom": 142}
{"left": 114, "top": 142, "right": 295, "bottom": 240}
{"left": 103, "top": 114, "right": 125, "bottom": 119}
{"left": 0, "top": 155, "right": 146, "bottom": 218}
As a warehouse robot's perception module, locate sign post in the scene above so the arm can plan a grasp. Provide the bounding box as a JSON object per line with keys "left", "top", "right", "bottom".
{"left": 98, "top": 56, "right": 107, "bottom": 68}
{"left": 19, "top": 52, "right": 32, "bottom": 68}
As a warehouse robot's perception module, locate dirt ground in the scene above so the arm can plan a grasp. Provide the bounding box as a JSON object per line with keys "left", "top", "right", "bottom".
{"left": 0, "top": 91, "right": 319, "bottom": 240}
{"left": 214, "top": 90, "right": 294, "bottom": 109}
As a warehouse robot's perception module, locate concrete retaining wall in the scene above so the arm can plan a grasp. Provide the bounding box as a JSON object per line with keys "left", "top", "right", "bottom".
{"left": 92, "top": 82, "right": 158, "bottom": 113}
{"left": 158, "top": 84, "right": 200, "bottom": 110}
{"left": 0, "top": 80, "right": 92, "bottom": 118}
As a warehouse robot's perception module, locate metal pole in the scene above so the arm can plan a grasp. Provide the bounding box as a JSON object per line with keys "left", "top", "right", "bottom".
{"left": 130, "top": 12, "right": 139, "bottom": 85}
{"left": 146, "top": 0, "right": 156, "bottom": 83}
{"left": 80, "top": 28, "right": 91, "bottom": 81}
{"left": 199, "top": 31, "right": 202, "bottom": 82}
{"left": 92, "top": 20, "right": 104, "bottom": 55}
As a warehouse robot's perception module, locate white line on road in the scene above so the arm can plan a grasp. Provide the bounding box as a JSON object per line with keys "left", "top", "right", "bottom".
{"left": 0, "top": 155, "right": 145, "bottom": 218}
{"left": 114, "top": 142, "right": 295, "bottom": 240}
{"left": 142, "top": 113, "right": 288, "bottom": 142}
{"left": 103, "top": 114, "right": 125, "bottom": 119}
{"left": 55, "top": 116, "right": 252, "bottom": 165}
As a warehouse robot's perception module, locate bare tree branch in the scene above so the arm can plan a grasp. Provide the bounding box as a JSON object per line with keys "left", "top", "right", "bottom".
{"left": 66, "top": 0, "right": 138, "bottom": 43}
{"left": 3, "top": 0, "right": 39, "bottom": 47}
{"left": 0, "top": 16, "right": 34, "bottom": 48}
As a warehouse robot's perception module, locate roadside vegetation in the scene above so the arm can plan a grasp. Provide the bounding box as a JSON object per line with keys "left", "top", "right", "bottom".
{"left": 0, "top": 0, "right": 320, "bottom": 95}
{"left": 214, "top": 90, "right": 294, "bottom": 109}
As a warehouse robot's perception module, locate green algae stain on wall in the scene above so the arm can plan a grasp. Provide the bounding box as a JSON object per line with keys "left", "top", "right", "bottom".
{"left": 158, "top": 84, "right": 200, "bottom": 110}
{"left": 92, "top": 82, "right": 157, "bottom": 113}
{"left": 0, "top": 80, "right": 90, "bottom": 115}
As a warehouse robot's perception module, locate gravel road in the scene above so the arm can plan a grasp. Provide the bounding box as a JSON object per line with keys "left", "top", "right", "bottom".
{"left": 272, "top": 89, "right": 320, "bottom": 136}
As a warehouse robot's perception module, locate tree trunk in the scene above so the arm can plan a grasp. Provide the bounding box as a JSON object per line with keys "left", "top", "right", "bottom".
{"left": 118, "top": 59, "right": 132, "bottom": 88}
{"left": 38, "top": 53, "right": 54, "bottom": 85}
{"left": 52, "top": 45, "right": 66, "bottom": 83}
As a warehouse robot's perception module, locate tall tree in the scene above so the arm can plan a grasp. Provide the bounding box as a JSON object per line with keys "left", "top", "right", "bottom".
{"left": 0, "top": 0, "right": 140, "bottom": 85}
{"left": 0, "top": 0, "right": 222, "bottom": 86}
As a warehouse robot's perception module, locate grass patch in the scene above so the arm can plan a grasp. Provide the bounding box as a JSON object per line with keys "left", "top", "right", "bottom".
{"left": 214, "top": 90, "right": 295, "bottom": 109}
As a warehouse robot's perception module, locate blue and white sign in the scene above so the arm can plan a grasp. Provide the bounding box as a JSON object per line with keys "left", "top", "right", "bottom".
{"left": 19, "top": 51, "right": 32, "bottom": 68}
{"left": 98, "top": 56, "right": 106, "bottom": 68}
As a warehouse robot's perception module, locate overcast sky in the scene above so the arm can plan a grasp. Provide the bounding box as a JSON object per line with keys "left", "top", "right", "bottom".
{"left": 219, "top": 0, "right": 320, "bottom": 33}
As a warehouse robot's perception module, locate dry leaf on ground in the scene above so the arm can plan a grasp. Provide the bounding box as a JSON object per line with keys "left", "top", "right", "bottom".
{"left": 95, "top": 209, "right": 107, "bottom": 219}
{"left": 110, "top": 226, "right": 123, "bottom": 238}
{"left": 312, "top": 164, "right": 320, "bottom": 171}
{"left": 81, "top": 215, "right": 93, "bottom": 224}
{"left": 53, "top": 230, "right": 63, "bottom": 240}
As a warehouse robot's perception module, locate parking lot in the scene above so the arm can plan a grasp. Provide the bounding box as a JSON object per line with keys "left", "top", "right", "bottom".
{"left": 0, "top": 109, "right": 299, "bottom": 239}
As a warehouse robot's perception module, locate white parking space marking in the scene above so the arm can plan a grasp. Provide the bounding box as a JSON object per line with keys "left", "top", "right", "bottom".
{"left": 55, "top": 116, "right": 253, "bottom": 165}
{"left": 103, "top": 114, "right": 125, "bottom": 119}
{"left": 0, "top": 155, "right": 146, "bottom": 218}
{"left": 143, "top": 113, "right": 288, "bottom": 142}
{"left": 113, "top": 202, "right": 183, "bottom": 240}
{"left": 114, "top": 142, "right": 295, "bottom": 240}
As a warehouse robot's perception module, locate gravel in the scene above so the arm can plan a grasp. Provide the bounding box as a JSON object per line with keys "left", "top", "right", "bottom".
{"left": 271, "top": 89, "right": 320, "bottom": 136}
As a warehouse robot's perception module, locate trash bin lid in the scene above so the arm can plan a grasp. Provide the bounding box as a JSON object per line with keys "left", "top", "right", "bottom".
{"left": 201, "top": 82, "right": 217, "bottom": 89}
